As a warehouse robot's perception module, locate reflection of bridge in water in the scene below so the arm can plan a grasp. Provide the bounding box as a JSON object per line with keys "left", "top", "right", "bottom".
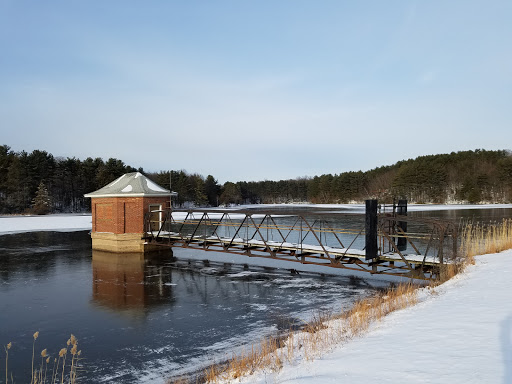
{"left": 144, "top": 201, "right": 459, "bottom": 281}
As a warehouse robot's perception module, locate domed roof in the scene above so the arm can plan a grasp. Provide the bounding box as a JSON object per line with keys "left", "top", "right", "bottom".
{"left": 84, "top": 172, "right": 176, "bottom": 198}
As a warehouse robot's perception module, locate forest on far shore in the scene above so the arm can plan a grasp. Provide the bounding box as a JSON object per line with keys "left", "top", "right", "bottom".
{"left": 0, "top": 145, "right": 511, "bottom": 214}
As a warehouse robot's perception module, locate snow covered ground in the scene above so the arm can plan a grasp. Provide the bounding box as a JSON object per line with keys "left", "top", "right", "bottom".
{"left": 0, "top": 214, "right": 92, "bottom": 234}
{"left": 227, "top": 249, "right": 512, "bottom": 384}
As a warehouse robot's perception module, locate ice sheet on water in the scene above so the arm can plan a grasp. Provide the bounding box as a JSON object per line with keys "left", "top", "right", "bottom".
{"left": 199, "top": 267, "right": 221, "bottom": 275}
{"left": 227, "top": 270, "right": 273, "bottom": 280}
{"left": 268, "top": 276, "right": 355, "bottom": 290}
{"left": 227, "top": 271, "right": 258, "bottom": 278}
{"left": 0, "top": 244, "right": 73, "bottom": 255}
{"left": 249, "top": 303, "right": 269, "bottom": 311}
{"left": 199, "top": 323, "right": 278, "bottom": 352}
{"left": 98, "top": 358, "right": 181, "bottom": 384}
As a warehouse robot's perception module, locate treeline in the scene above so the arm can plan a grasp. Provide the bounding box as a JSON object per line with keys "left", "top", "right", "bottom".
{"left": 0, "top": 145, "right": 141, "bottom": 213}
{"left": 146, "top": 172, "right": 309, "bottom": 207}
{"left": 247, "top": 149, "right": 512, "bottom": 204}
{"left": 0, "top": 145, "right": 225, "bottom": 213}
{"left": 1, "top": 145, "right": 511, "bottom": 214}
{"left": 150, "top": 149, "right": 512, "bottom": 205}
{"left": 148, "top": 171, "right": 221, "bottom": 208}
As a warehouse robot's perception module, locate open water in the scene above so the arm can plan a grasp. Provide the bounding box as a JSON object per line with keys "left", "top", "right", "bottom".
{"left": 0, "top": 231, "right": 382, "bottom": 383}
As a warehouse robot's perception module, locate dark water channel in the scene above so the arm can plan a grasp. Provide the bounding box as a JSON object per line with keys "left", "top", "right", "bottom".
{"left": 0, "top": 231, "right": 380, "bottom": 383}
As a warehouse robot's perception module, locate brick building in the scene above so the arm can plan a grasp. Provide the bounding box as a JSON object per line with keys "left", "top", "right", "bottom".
{"left": 84, "top": 172, "right": 177, "bottom": 253}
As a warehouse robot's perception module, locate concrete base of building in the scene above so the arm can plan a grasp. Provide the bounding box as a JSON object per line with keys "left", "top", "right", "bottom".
{"left": 92, "top": 249, "right": 146, "bottom": 263}
{"left": 91, "top": 232, "right": 165, "bottom": 253}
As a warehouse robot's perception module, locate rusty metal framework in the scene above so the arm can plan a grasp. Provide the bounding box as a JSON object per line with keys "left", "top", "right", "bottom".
{"left": 143, "top": 208, "right": 459, "bottom": 281}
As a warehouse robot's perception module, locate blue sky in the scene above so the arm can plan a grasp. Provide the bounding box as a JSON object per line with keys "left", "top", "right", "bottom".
{"left": 1, "top": 1, "right": 511, "bottom": 183}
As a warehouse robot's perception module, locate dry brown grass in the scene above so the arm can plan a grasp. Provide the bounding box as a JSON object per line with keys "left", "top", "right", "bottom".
{"left": 460, "top": 219, "right": 512, "bottom": 259}
{"left": 3, "top": 332, "right": 83, "bottom": 384}
{"left": 435, "top": 219, "right": 512, "bottom": 285}
{"left": 343, "top": 283, "right": 418, "bottom": 334}
{"left": 202, "top": 283, "right": 419, "bottom": 383}
{"left": 438, "top": 262, "right": 463, "bottom": 282}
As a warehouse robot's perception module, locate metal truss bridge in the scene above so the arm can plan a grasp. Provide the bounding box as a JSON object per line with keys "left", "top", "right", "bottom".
{"left": 143, "top": 202, "right": 459, "bottom": 281}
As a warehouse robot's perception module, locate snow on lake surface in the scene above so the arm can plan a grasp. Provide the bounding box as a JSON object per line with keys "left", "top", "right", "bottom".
{"left": 1, "top": 203, "right": 510, "bottom": 235}
{"left": 227, "top": 249, "right": 512, "bottom": 384}
{"left": 236, "top": 203, "right": 512, "bottom": 213}
{"left": 0, "top": 214, "right": 92, "bottom": 234}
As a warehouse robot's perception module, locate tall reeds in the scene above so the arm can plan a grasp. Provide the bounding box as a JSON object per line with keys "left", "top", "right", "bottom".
{"left": 436, "top": 219, "right": 512, "bottom": 284}
{"left": 4, "top": 342, "right": 11, "bottom": 384}
{"left": 2, "top": 332, "right": 83, "bottom": 384}
{"left": 31, "top": 331, "right": 39, "bottom": 384}
{"left": 460, "top": 219, "right": 512, "bottom": 259}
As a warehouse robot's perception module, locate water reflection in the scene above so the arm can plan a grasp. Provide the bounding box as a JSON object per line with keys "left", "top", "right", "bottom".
{"left": 0, "top": 231, "right": 88, "bottom": 283}
{"left": 91, "top": 250, "right": 176, "bottom": 316}
{"left": 410, "top": 207, "right": 512, "bottom": 223}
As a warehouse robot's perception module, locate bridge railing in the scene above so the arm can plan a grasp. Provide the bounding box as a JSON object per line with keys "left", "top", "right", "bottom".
{"left": 143, "top": 207, "right": 460, "bottom": 280}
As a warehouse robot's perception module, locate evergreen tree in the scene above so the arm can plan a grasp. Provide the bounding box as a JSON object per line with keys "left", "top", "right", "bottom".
{"left": 0, "top": 145, "right": 13, "bottom": 212}
{"left": 220, "top": 182, "right": 242, "bottom": 205}
{"left": 204, "top": 175, "right": 221, "bottom": 206}
{"left": 32, "top": 181, "right": 51, "bottom": 215}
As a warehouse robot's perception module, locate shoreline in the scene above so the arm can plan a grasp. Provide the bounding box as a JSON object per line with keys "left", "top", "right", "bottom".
{"left": 213, "top": 250, "right": 512, "bottom": 383}
{"left": 0, "top": 213, "right": 92, "bottom": 235}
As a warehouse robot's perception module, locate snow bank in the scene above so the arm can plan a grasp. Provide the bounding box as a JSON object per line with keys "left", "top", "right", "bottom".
{"left": 0, "top": 214, "right": 92, "bottom": 235}
{"left": 229, "top": 249, "right": 512, "bottom": 384}
{"left": 407, "top": 203, "right": 512, "bottom": 212}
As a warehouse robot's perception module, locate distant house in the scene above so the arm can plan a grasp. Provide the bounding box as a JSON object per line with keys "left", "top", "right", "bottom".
{"left": 84, "top": 172, "right": 177, "bottom": 253}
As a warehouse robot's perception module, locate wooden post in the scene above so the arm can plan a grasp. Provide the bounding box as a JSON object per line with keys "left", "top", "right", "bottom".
{"left": 397, "top": 199, "right": 407, "bottom": 252}
{"left": 365, "top": 199, "right": 378, "bottom": 260}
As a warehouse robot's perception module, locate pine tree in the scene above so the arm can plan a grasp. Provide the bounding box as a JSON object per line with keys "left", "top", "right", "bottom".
{"left": 32, "top": 181, "right": 51, "bottom": 215}
{"left": 204, "top": 175, "right": 221, "bottom": 206}
{"left": 220, "top": 182, "right": 242, "bottom": 205}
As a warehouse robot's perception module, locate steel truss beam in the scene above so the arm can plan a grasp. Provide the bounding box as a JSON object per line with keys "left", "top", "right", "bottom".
{"left": 144, "top": 209, "right": 460, "bottom": 281}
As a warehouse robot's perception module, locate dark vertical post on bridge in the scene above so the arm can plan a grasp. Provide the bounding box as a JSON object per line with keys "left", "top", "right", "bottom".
{"left": 397, "top": 199, "right": 407, "bottom": 252}
{"left": 365, "top": 199, "right": 378, "bottom": 261}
